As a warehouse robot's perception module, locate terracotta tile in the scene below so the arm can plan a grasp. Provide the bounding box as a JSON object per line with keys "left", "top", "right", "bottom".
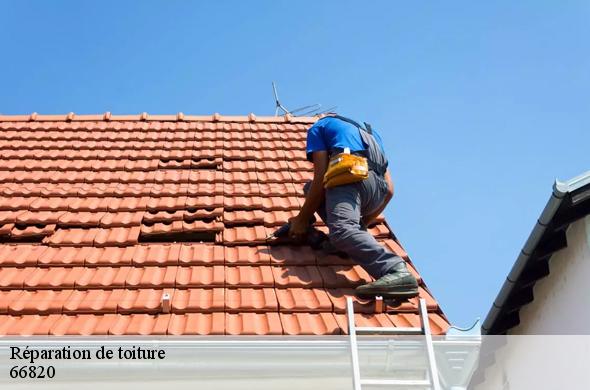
{"left": 368, "top": 223, "right": 391, "bottom": 239}
{"left": 183, "top": 219, "right": 224, "bottom": 233}
{"left": 11, "top": 224, "right": 56, "bottom": 238}
{"left": 258, "top": 183, "right": 299, "bottom": 196}
{"left": 15, "top": 211, "right": 64, "bottom": 225}
{"left": 188, "top": 170, "right": 223, "bottom": 183}
{"left": 387, "top": 313, "right": 449, "bottom": 335}
{"left": 8, "top": 290, "right": 72, "bottom": 315}
{"left": 224, "top": 246, "right": 271, "bottom": 265}
{"left": 223, "top": 226, "right": 268, "bottom": 244}
{"left": 0, "top": 210, "right": 26, "bottom": 224}
{"left": 223, "top": 160, "right": 257, "bottom": 171}
{"left": 150, "top": 183, "right": 189, "bottom": 197}
{"left": 225, "top": 266, "right": 274, "bottom": 287}
{"left": 172, "top": 288, "right": 224, "bottom": 312}
{"left": 183, "top": 207, "right": 223, "bottom": 221}
{"left": 37, "top": 246, "right": 93, "bottom": 266}
{"left": 257, "top": 171, "right": 293, "bottom": 183}
{"left": 63, "top": 289, "right": 121, "bottom": 314}
{"left": 223, "top": 196, "right": 263, "bottom": 210}
{"left": 0, "top": 222, "right": 14, "bottom": 236}
{"left": 380, "top": 238, "right": 409, "bottom": 259}
{"left": 325, "top": 289, "right": 380, "bottom": 314}
{"left": 289, "top": 170, "right": 313, "bottom": 182}
{"left": 272, "top": 266, "right": 323, "bottom": 287}
{"left": 225, "top": 313, "right": 282, "bottom": 335}
{"left": 99, "top": 212, "right": 144, "bottom": 227}
{"left": 261, "top": 196, "right": 301, "bottom": 211}
{"left": 319, "top": 265, "right": 373, "bottom": 288}
{"left": 275, "top": 288, "right": 333, "bottom": 312}
{"left": 143, "top": 209, "right": 184, "bottom": 224}
{"left": 0, "top": 267, "right": 35, "bottom": 288}
{"left": 108, "top": 314, "right": 170, "bottom": 335}
{"left": 43, "top": 228, "right": 99, "bottom": 246}
{"left": 167, "top": 313, "right": 224, "bottom": 335}
{"left": 264, "top": 210, "right": 298, "bottom": 226}
{"left": 125, "top": 266, "right": 177, "bottom": 288}
{"left": 146, "top": 196, "right": 187, "bottom": 211}
{"left": 280, "top": 313, "right": 341, "bottom": 335}
{"left": 175, "top": 266, "right": 224, "bottom": 287}
{"left": 0, "top": 290, "right": 23, "bottom": 313}
{"left": 223, "top": 171, "right": 258, "bottom": 183}
{"left": 223, "top": 183, "right": 260, "bottom": 196}
{"left": 0, "top": 314, "right": 61, "bottom": 335}
{"left": 270, "top": 246, "right": 316, "bottom": 265}
{"left": 223, "top": 209, "right": 265, "bottom": 224}
{"left": 178, "top": 244, "right": 224, "bottom": 265}
{"left": 225, "top": 288, "right": 278, "bottom": 312}
{"left": 0, "top": 245, "right": 48, "bottom": 266}
{"left": 255, "top": 160, "right": 289, "bottom": 171}
{"left": 25, "top": 267, "right": 76, "bottom": 289}
{"left": 334, "top": 313, "right": 396, "bottom": 334}
{"left": 185, "top": 195, "right": 224, "bottom": 209}
{"left": 75, "top": 267, "right": 130, "bottom": 289}
{"left": 132, "top": 244, "right": 181, "bottom": 266}
{"left": 58, "top": 212, "right": 105, "bottom": 227}
{"left": 94, "top": 226, "right": 140, "bottom": 247}
{"left": 186, "top": 182, "right": 224, "bottom": 196}
{"left": 48, "top": 314, "right": 114, "bottom": 335}
{"left": 140, "top": 220, "right": 184, "bottom": 236}
{"left": 84, "top": 246, "right": 135, "bottom": 266}
{"left": 315, "top": 251, "right": 355, "bottom": 266}
{"left": 0, "top": 196, "right": 34, "bottom": 210}
{"left": 118, "top": 289, "right": 169, "bottom": 314}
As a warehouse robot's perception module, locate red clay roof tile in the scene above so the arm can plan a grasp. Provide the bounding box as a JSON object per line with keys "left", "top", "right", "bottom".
{"left": 178, "top": 244, "right": 224, "bottom": 265}
{"left": 225, "top": 313, "right": 282, "bottom": 335}
{"left": 0, "top": 115, "right": 448, "bottom": 335}
{"left": 225, "top": 288, "right": 278, "bottom": 312}
{"left": 280, "top": 313, "right": 341, "bottom": 335}
{"left": 275, "top": 288, "right": 332, "bottom": 312}
{"left": 171, "top": 288, "right": 224, "bottom": 313}
{"left": 224, "top": 246, "right": 271, "bottom": 265}
{"left": 225, "top": 266, "right": 274, "bottom": 287}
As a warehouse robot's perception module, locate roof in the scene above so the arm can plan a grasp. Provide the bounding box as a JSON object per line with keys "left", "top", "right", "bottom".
{"left": 0, "top": 112, "right": 449, "bottom": 336}
{"left": 482, "top": 170, "right": 590, "bottom": 334}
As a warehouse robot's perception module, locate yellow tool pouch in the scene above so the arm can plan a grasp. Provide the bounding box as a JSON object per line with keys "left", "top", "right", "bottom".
{"left": 323, "top": 149, "right": 369, "bottom": 189}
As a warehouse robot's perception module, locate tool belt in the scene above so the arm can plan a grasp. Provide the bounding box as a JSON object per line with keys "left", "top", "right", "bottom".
{"left": 323, "top": 148, "right": 369, "bottom": 189}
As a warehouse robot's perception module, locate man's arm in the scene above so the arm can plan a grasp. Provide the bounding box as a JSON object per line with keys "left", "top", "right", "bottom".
{"left": 362, "top": 169, "right": 394, "bottom": 227}
{"left": 288, "top": 151, "right": 329, "bottom": 239}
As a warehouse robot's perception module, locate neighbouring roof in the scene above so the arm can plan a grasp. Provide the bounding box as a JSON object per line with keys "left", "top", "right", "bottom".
{"left": 0, "top": 112, "right": 448, "bottom": 336}
{"left": 482, "top": 170, "right": 590, "bottom": 334}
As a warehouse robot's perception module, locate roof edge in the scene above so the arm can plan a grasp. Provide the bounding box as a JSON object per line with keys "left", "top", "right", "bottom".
{"left": 0, "top": 112, "right": 321, "bottom": 124}
{"left": 482, "top": 170, "right": 590, "bottom": 334}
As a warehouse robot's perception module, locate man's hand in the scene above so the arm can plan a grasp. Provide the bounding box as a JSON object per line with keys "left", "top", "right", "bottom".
{"left": 288, "top": 215, "right": 309, "bottom": 241}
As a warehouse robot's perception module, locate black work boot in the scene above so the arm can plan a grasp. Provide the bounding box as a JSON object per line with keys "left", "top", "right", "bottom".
{"left": 355, "top": 262, "right": 419, "bottom": 299}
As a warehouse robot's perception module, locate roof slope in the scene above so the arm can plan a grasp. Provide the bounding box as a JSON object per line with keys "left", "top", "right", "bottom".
{"left": 0, "top": 113, "right": 448, "bottom": 336}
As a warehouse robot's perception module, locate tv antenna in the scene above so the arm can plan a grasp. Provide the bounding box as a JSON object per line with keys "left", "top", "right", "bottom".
{"left": 272, "top": 82, "right": 337, "bottom": 117}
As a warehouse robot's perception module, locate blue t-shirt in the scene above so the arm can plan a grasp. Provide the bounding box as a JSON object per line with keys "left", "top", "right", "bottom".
{"left": 306, "top": 116, "right": 387, "bottom": 161}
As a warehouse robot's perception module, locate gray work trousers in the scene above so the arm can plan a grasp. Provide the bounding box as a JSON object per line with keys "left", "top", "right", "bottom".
{"left": 304, "top": 171, "right": 403, "bottom": 279}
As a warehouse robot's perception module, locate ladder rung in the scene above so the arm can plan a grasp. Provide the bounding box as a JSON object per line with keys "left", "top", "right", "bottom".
{"left": 355, "top": 326, "right": 423, "bottom": 335}
{"left": 360, "top": 378, "right": 431, "bottom": 387}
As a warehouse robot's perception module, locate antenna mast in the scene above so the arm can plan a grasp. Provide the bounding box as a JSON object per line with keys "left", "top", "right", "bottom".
{"left": 272, "top": 82, "right": 336, "bottom": 117}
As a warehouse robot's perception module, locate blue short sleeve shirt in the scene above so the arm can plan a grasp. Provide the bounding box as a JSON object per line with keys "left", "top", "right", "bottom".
{"left": 306, "top": 116, "right": 387, "bottom": 161}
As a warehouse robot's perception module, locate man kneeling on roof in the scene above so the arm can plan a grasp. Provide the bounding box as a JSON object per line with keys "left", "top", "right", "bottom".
{"left": 288, "top": 114, "right": 419, "bottom": 299}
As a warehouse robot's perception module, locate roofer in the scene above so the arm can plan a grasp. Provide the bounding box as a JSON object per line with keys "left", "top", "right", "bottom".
{"left": 288, "top": 114, "right": 419, "bottom": 298}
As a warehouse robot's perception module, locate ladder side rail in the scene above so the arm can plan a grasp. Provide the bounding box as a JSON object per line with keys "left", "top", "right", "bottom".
{"left": 347, "top": 297, "right": 362, "bottom": 390}
{"left": 419, "top": 298, "right": 442, "bottom": 390}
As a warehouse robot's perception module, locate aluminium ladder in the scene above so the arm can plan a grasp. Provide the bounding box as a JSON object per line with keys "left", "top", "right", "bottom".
{"left": 346, "top": 297, "right": 442, "bottom": 390}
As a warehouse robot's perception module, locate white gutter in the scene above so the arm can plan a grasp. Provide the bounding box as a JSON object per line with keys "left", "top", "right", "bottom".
{"left": 0, "top": 335, "right": 480, "bottom": 389}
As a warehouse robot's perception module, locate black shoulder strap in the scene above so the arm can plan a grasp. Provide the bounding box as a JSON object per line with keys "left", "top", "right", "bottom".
{"left": 329, "top": 114, "right": 373, "bottom": 135}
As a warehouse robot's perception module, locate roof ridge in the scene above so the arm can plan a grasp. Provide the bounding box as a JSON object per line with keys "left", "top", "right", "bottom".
{"left": 0, "top": 112, "right": 321, "bottom": 124}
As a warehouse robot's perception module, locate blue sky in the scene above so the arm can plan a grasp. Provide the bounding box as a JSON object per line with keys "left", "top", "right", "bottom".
{"left": 1, "top": 1, "right": 589, "bottom": 326}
